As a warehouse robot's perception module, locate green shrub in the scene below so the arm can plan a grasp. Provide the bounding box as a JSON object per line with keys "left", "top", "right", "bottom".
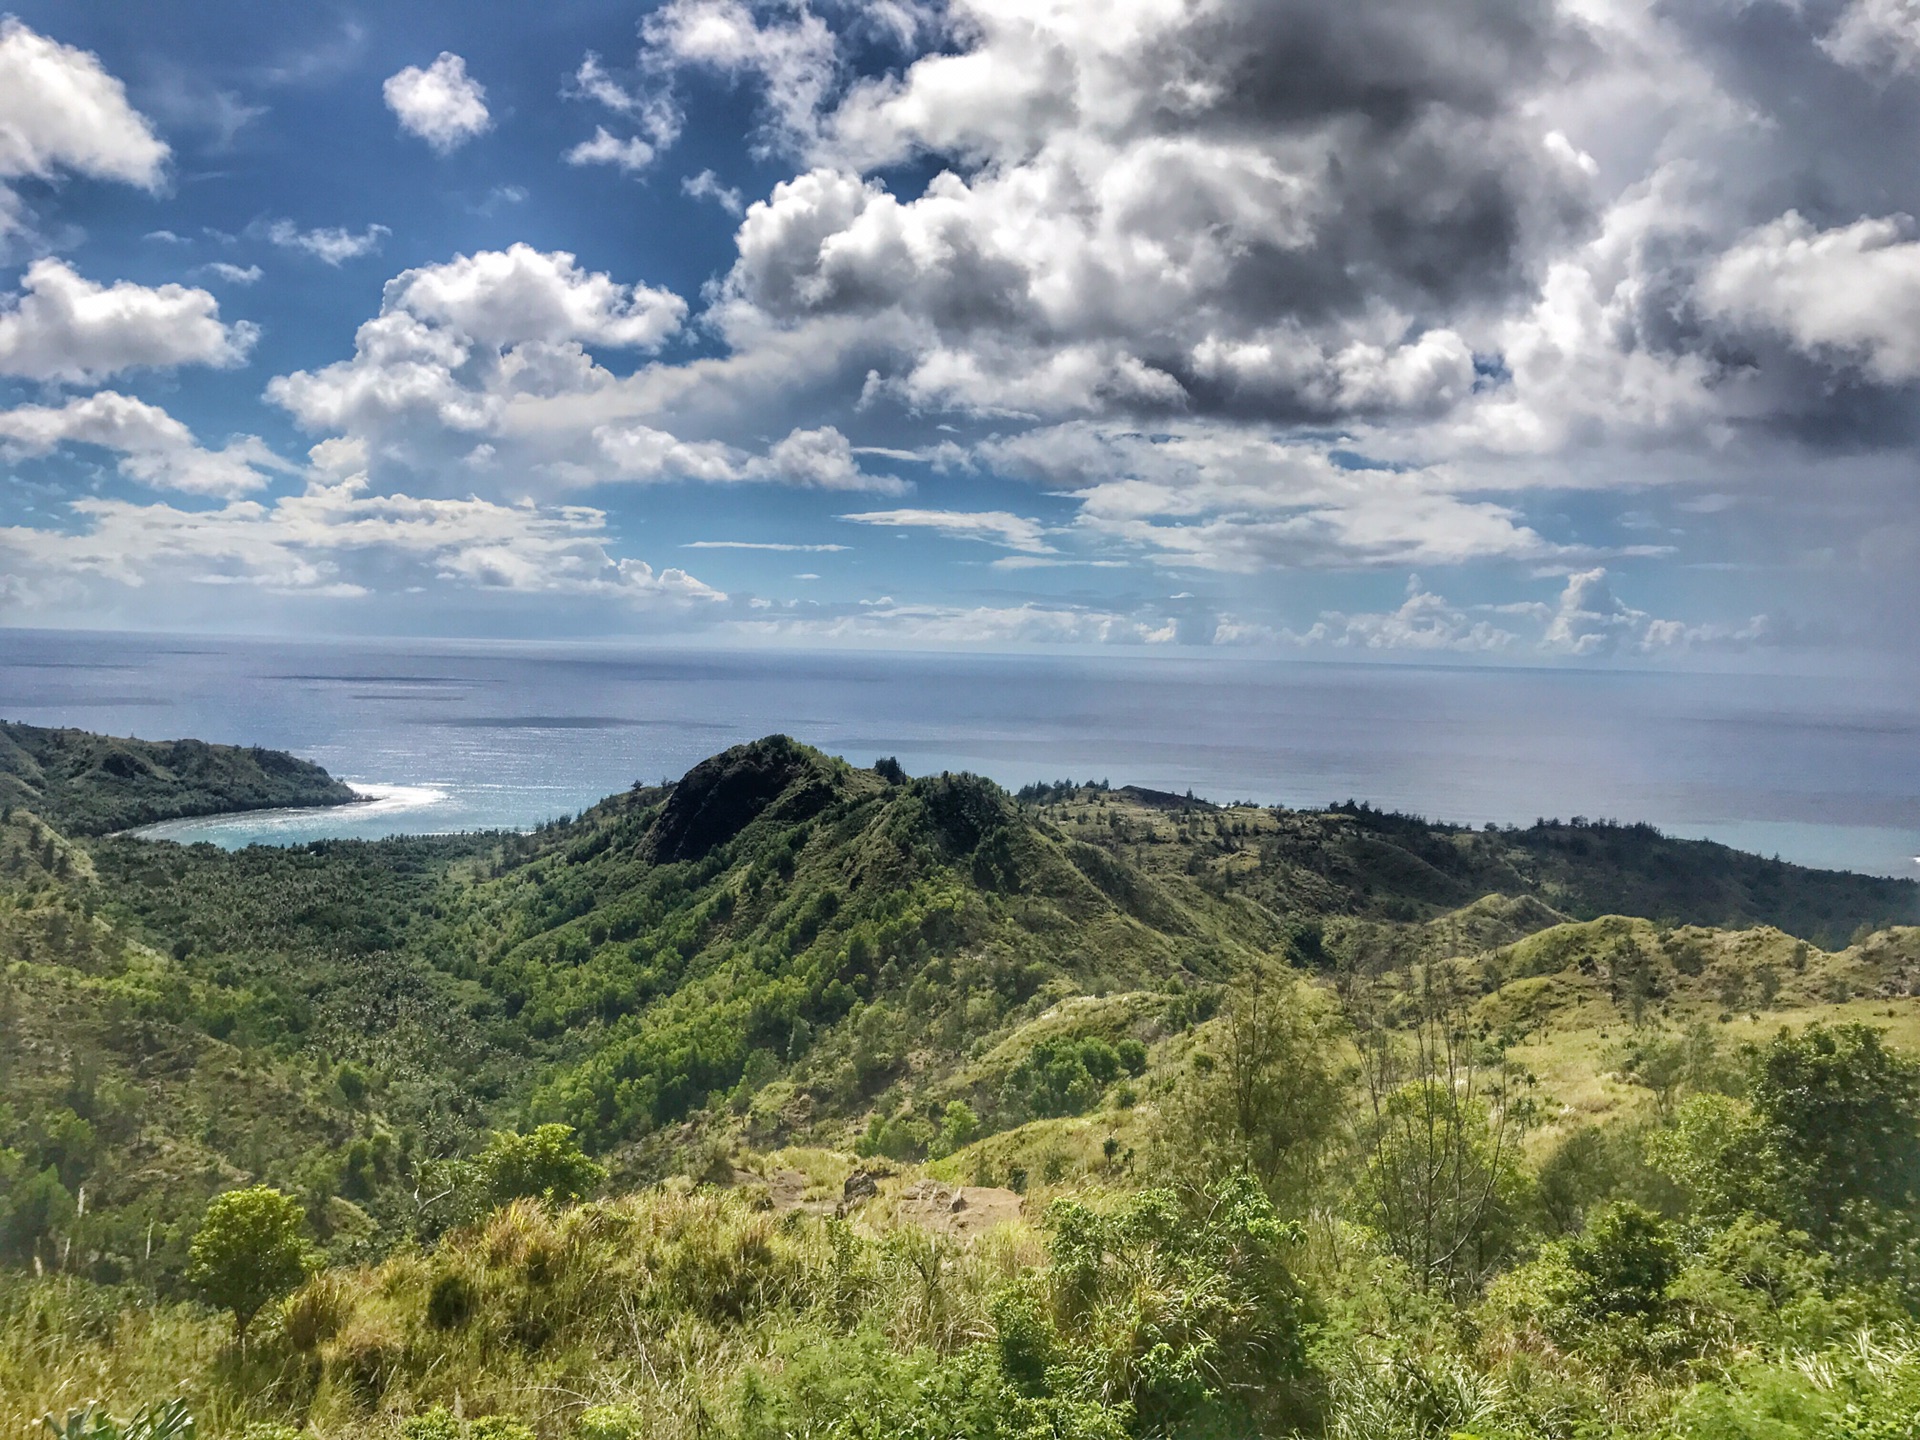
{"left": 426, "top": 1269, "right": 477, "bottom": 1330}
{"left": 41, "top": 1401, "right": 196, "bottom": 1440}
{"left": 574, "top": 1404, "right": 646, "bottom": 1440}
{"left": 187, "top": 1186, "right": 315, "bottom": 1345}
{"left": 282, "top": 1270, "right": 353, "bottom": 1351}
{"left": 401, "top": 1409, "right": 461, "bottom": 1440}
{"left": 1569, "top": 1202, "right": 1678, "bottom": 1317}
{"left": 478, "top": 1124, "right": 607, "bottom": 1207}
{"left": 1002, "top": 1037, "right": 1126, "bottom": 1120}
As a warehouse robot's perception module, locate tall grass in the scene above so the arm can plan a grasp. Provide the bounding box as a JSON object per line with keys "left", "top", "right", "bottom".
{"left": 0, "top": 1184, "right": 1054, "bottom": 1440}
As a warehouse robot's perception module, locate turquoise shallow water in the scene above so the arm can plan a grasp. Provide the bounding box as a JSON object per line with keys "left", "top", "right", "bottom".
{"left": 2, "top": 630, "right": 1917, "bottom": 878}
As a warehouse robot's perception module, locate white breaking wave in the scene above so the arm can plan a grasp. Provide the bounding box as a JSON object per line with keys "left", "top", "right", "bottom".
{"left": 342, "top": 782, "right": 451, "bottom": 814}
{"left": 130, "top": 782, "right": 452, "bottom": 844}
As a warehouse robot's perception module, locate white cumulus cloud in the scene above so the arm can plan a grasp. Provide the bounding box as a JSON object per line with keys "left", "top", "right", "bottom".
{"left": 383, "top": 52, "right": 491, "bottom": 153}
{"left": 683, "top": 168, "right": 744, "bottom": 214}
{"left": 594, "top": 422, "right": 904, "bottom": 492}
{"left": 732, "top": 599, "right": 1177, "bottom": 647}
{"left": 1700, "top": 212, "right": 1920, "bottom": 383}
{"left": 838, "top": 508, "right": 1053, "bottom": 553}
{"left": 0, "top": 259, "right": 257, "bottom": 383}
{"left": 566, "top": 126, "right": 662, "bottom": 174}
{"left": 385, "top": 243, "right": 686, "bottom": 350}
{"left": 0, "top": 463, "right": 725, "bottom": 605}
{"left": 266, "top": 246, "right": 695, "bottom": 474}
{"left": 639, "top": 0, "right": 838, "bottom": 155}
{"left": 1822, "top": 0, "right": 1920, "bottom": 71}
{"left": 0, "top": 392, "right": 287, "bottom": 497}
{"left": 0, "top": 17, "right": 168, "bottom": 234}
{"left": 1286, "top": 577, "right": 1520, "bottom": 652}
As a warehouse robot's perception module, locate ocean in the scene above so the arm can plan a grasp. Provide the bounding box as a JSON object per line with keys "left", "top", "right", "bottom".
{"left": 2, "top": 629, "right": 1916, "bottom": 879}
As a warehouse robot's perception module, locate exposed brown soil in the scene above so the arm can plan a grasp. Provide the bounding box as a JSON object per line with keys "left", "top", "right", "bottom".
{"left": 891, "top": 1178, "right": 1025, "bottom": 1236}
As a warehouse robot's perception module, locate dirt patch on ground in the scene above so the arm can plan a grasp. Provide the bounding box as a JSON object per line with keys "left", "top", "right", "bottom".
{"left": 747, "top": 1166, "right": 838, "bottom": 1214}
{"left": 892, "top": 1178, "right": 1025, "bottom": 1237}
{"left": 743, "top": 1163, "right": 1022, "bottom": 1235}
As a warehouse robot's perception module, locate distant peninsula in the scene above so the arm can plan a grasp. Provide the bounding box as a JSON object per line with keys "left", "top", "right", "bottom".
{"left": 0, "top": 719, "right": 357, "bottom": 836}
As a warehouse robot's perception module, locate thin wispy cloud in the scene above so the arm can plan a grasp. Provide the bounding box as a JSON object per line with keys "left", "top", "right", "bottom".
{"left": 683, "top": 541, "right": 849, "bottom": 551}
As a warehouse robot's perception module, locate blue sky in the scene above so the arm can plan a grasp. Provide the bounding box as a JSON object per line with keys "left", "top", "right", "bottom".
{"left": 1, "top": 0, "right": 1918, "bottom": 667}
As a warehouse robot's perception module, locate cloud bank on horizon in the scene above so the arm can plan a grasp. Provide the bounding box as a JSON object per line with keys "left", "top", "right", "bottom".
{"left": 0, "top": 0, "right": 1914, "bottom": 665}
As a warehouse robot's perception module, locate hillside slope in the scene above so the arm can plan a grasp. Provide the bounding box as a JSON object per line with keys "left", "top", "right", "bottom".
{"left": 0, "top": 719, "right": 357, "bottom": 835}
{"left": 1027, "top": 787, "right": 1916, "bottom": 945}
{"left": 12, "top": 734, "right": 1920, "bottom": 1440}
{"left": 4, "top": 727, "right": 1917, "bottom": 1297}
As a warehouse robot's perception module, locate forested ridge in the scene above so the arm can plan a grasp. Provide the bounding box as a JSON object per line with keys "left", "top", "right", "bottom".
{"left": 0, "top": 721, "right": 357, "bottom": 837}
{"left": 5, "top": 731, "right": 1920, "bottom": 1440}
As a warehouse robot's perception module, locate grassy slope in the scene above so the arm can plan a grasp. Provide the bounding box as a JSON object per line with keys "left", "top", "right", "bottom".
{"left": 0, "top": 808, "right": 383, "bottom": 1282}
{"left": 0, "top": 720, "right": 357, "bottom": 836}
{"left": 1028, "top": 787, "right": 1917, "bottom": 945}
{"left": 4, "top": 729, "right": 1918, "bottom": 1298}
{"left": 1, "top": 737, "right": 1273, "bottom": 1283}
{"left": 414, "top": 737, "right": 1279, "bottom": 1157}
{"left": 1466, "top": 913, "right": 1920, "bottom": 1135}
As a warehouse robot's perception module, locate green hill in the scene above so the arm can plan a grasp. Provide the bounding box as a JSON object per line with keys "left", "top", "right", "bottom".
{"left": 10, "top": 729, "right": 1920, "bottom": 1440}
{"left": 2, "top": 730, "right": 1909, "bottom": 1278}
{"left": 0, "top": 719, "right": 358, "bottom": 835}
{"left": 1026, "top": 786, "right": 1916, "bottom": 945}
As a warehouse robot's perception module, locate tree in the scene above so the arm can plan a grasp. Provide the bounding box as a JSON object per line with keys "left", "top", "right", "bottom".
{"left": 187, "top": 1186, "right": 315, "bottom": 1346}
{"left": 1353, "top": 959, "right": 1535, "bottom": 1295}
{"left": 1646, "top": 1093, "right": 1789, "bottom": 1222}
{"left": 477, "top": 1123, "right": 606, "bottom": 1207}
{"left": 1747, "top": 1023, "right": 1920, "bottom": 1255}
{"left": 1037, "top": 1176, "right": 1316, "bottom": 1436}
{"left": 928, "top": 1102, "right": 978, "bottom": 1159}
{"left": 0, "top": 1160, "right": 73, "bottom": 1267}
{"left": 1158, "top": 961, "right": 1348, "bottom": 1209}
{"left": 1616, "top": 1028, "right": 1704, "bottom": 1119}
{"left": 1568, "top": 1202, "right": 1677, "bottom": 1317}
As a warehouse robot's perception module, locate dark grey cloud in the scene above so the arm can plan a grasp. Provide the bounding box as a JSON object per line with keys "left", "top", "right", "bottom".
{"left": 691, "top": 0, "right": 1604, "bottom": 423}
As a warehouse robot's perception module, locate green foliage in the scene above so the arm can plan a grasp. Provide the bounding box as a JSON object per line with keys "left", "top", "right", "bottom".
{"left": 1, "top": 1164, "right": 74, "bottom": 1266}
{"left": 398, "top": 1407, "right": 536, "bottom": 1440}
{"left": 42, "top": 1400, "right": 195, "bottom": 1440}
{"left": 1647, "top": 1094, "right": 1791, "bottom": 1221}
{"left": 1035, "top": 1175, "right": 1316, "bottom": 1435}
{"left": 13, "top": 728, "right": 1920, "bottom": 1440}
{"left": 476, "top": 1124, "right": 606, "bottom": 1206}
{"left": 1749, "top": 1023, "right": 1920, "bottom": 1248}
{"left": 1616, "top": 1023, "right": 1730, "bottom": 1117}
{"left": 401, "top": 1410, "right": 461, "bottom": 1440}
{"left": 1158, "top": 962, "right": 1347, "bottom": 1207}
{"left": 186, "top": 1186, "right": 315, "bottom": 1343}
{"left": 1567, "top": 1202, "right": 1678, "bottom": 1317}
{"left": 721, "top": 1175, "right": 1313, "bottom": 1440}
{"left": 1001, "top": 1037, "right": 1126, "bottom": 1121}
{"left": 0, "top": 721, "right": 355, "bottom": 837}
{"left": 574, "top": 1405, "right": 646, "bottom": 1440}
{"left": 856, "top": 1111, "right": 931, "bottom": 1161}
{"left": 930, "top": 1100, "right": 979, "bottom": 1158}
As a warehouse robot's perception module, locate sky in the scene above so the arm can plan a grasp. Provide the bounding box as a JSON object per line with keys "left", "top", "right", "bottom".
{"left": 0, "top": 0, "right": 1916, "bottom": 667}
